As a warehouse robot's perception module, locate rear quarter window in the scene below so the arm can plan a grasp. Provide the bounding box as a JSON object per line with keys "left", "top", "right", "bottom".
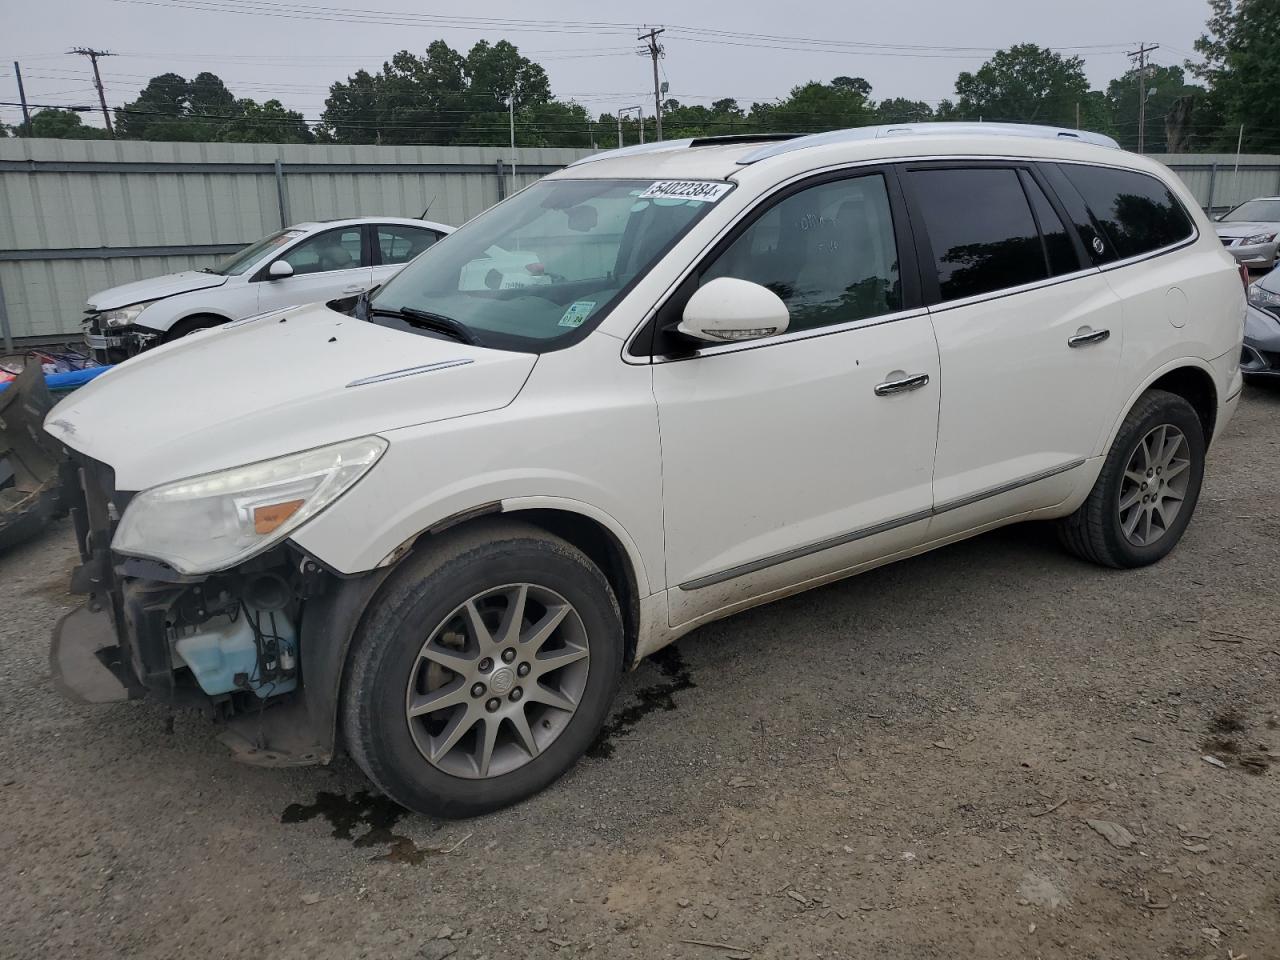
{"left": 1059, "top": 164, "right": 1195, "bottom": 261}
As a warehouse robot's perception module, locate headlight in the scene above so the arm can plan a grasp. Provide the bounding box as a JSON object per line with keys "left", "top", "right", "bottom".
{"left": 97, "top": 301, "right": 155, "bottom": 328}
{"left": 1243, "top": 232, "right": 1277, "bottom": 245}
{"left": 1247, "top": 281, "right": 1280, "bottom": 311}
{"left": 112, "top": 436, "right": 387, "bottom": 574}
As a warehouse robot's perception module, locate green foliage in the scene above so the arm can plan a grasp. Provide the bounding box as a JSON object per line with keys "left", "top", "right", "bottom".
{"left": 954, "top": 43, "right": 1091, "bottom": 126}
{"left": 24, "top": 109, "right": 111, "bottom": 139}
{"left": 876, "top": 98, "right": 935, "bottom": 124}
{"left": 1192, "top": 0, "right": 1280, "bottom": 151}
{"left": 319, "top": 39, "right": 559, "bottom": 145}
{"left": 752, "top": 80, "right": 874, "bottom": 134}
{"left": 114, "top": 72, "right": 312, "bottom": 143}
{"left": 1105, "top": 64, "right": 1216, "bottom": 153}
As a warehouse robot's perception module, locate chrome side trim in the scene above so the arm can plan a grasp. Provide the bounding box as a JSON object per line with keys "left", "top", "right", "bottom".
{"left": 678, "top": 508, "right": 933, "bottom": 591}
{"left": 932, "top": 459, "right": 1086, "bottom": 514}
{"left": 678, "top": 458, "right": 1087, "bottom": 591}
{"left": 345, "top": 358, "right": 473, "bottom": 388}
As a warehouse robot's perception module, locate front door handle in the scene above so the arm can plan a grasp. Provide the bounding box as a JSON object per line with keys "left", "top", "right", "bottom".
{"left": 874, "top": 372, "right": 930, "bottom": 397}
{"left": 1068, "top": 328, "right": 1111, "bottom": 348}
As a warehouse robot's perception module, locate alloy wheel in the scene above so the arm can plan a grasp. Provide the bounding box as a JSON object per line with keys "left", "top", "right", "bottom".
{"left": 1117, "top": 423, "right": 1192, "bottom": 547}
{"left": 404, "top": 583, "right": 590, "bottom": 779}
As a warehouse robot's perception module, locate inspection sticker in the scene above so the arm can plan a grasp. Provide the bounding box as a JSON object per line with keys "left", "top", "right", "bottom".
{"left": 639, "top": 180, "right": 732, "bottom": 203}
{"left": 558, "top": 300, "right": 597, "bottom": 327}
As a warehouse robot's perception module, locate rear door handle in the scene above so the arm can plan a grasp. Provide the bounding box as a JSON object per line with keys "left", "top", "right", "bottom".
{"left": 1068, "top": 328, "right": 1111, "bottom": 348}
{"left": 874, "top": 373, "right": 930, "bottom": 397}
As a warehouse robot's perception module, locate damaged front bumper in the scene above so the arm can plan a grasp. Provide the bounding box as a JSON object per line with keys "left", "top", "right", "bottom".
{"left": 49, "top": 445, "right": 387, "bottom": 767}
{"left": 84, "top": 322, "right": 159, "bottom": 365}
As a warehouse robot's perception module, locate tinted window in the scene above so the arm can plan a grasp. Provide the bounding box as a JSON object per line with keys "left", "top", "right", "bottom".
{"left": 1021, "top": 171, "right": 1078, "bottom": 276}
{"left": 1060, "top": 165, "right": 1194, "bottom": 260}
{"left": 1040, "top": 164, "right": 1112, "bottom": 264}
{"left": 701, "top": 174, "right": 901, "bottom": 333}
{"left": 378, "top": 225, "right": 441, "bottom": 265}
{"left": 281, "top": 228, "right": 365, "bottom": 275}
{"left": 909, "top": 167, "right": 1047, "bottom": 301}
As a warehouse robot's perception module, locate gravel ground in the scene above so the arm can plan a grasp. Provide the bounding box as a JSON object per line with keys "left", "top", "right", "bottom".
{"left": 2, "top": 387, "right": 1277, "bottom": 960}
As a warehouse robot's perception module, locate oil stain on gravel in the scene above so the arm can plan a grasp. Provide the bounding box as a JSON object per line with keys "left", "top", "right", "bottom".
{"left": 282, "top": 790, "right": 442, "bottom": 864}
{"left": 1203, "top": 707, "right": 1272, "bottom": 776}
{"left": 588, "top": 645, "right": 695, "bottom": 759}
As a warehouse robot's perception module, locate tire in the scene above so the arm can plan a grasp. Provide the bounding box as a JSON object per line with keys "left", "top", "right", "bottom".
{"left": 341, "top": 520, "right": 624, "bottom": 818}
{"left": 162, "top": 314, "right": 225, "bottom": 342}
{"left": 1057, "top": 389, "right": 1206, "bottom": 568}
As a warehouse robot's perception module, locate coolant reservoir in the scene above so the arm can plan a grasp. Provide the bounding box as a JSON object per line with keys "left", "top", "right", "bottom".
{"left": 173, "top": 607, "right": 297, "bottom": 699}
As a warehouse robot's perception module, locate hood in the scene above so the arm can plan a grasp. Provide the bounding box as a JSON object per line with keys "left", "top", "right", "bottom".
{"left": 46, "top": 303, "right": 537, "bottom": 491}
{"left": 1214, "top": 220, "right": 1280, "bottom": 239}
{"left": 87, "top": 270, "right": 228, "bottom": 311}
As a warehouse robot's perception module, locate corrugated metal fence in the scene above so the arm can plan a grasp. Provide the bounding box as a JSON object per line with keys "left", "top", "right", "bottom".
{"left": 2, "top": 139, "right": 1278, "bottom": 346}
{"left": 0, "top": 138, "right": 590, "bottom": 345}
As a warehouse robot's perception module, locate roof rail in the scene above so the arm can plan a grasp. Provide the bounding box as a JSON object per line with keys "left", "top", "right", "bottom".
{"left": 736, "top": 122, "right": 1121, "bottom": 164}
{"left": 566, "top": 133, "right": 801, "bottom": 168}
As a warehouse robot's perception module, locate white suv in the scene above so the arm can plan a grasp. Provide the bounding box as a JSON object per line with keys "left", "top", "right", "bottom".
{"left": 44, "top": 124, "right": 1245, "bottom": 817}
{"left": 84, "top": 216, "right": 452, "bottom": 363}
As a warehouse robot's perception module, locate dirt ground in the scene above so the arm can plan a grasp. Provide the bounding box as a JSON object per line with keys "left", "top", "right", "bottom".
{"left": 2, "top": 387, "right": 1278, "bottom": 960}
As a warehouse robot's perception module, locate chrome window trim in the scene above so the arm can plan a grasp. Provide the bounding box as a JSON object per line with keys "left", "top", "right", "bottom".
{"left": 925, "top": 265, "right": 1102, "bottom": 316}
{"left": 678, "top": 458, "right": 1086, "bottom": 591}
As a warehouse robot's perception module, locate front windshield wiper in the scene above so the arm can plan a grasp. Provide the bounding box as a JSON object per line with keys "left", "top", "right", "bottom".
{"left": 368, "top": 304, "right": 484, "bottom": 347}
{"left": 198, "top": 266, "right": 221, "bottom": 274}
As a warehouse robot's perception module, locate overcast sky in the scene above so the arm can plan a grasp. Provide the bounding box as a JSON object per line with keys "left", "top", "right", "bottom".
{"left": 3, "top": 0, "right": 1214, "bottom": 134}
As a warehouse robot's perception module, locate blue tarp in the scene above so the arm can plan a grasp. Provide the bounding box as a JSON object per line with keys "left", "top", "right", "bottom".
{"left": 0, "top": 365, "right": 113, "bottom": 394}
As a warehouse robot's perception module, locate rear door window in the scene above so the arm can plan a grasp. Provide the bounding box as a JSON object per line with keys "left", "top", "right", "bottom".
{"left": 377, "top": 225, "right": 442, "bottom": 265}
{"left": 907, "top": 166, "right": 1048, "bottom": 302}
{"left": 1058, "top": 164, "right": 1194, "bottom": 260}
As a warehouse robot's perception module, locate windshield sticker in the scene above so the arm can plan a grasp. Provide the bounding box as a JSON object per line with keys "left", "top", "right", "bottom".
{"left": 558, "top": 300, "right": 597, "bottom": 328}
{"left": 639, "top": 181, "right": 732, "bottom": 203}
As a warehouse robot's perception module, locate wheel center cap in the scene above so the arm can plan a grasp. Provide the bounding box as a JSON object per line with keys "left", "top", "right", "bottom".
{"left": 490, "top": 666, "right": 515, "bottom": 695}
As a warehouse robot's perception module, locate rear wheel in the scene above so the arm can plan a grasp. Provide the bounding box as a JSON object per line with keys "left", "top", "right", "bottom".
{"left": 342, "top": 521, "right": 623, "bottom": 818}
{"left": 1058, "top": 389, "right": 1206, "bottom": 568}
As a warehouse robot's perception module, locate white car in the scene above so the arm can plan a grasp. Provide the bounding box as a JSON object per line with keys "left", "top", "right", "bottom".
{"left": 84, "top": 216, "right": 453, "bottom": 362}
{"left": 44, "top": 123, "right": 1244, "bottom": 818}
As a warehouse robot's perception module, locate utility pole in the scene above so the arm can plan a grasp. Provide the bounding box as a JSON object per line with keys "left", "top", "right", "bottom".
{"left": 70, "top": 47, "right": 116, "bottom": 136}
{"left": 1126, "top": 42, "right": 1159, "bottom": 154}
{"left": 637, "top": 27, "right": 665, "bottom": 141}
{"left": 509, "top": 94, "right": 517, "bottom": 195}
{"left": 13, "top": 62, "right": 31, "bottom": 133}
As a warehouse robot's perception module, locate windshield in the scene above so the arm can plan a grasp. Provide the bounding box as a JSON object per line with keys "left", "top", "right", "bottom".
{"left": 1222, "top": 199, "right": 1280, "bottom": 223}
{"left": 207, "top": 229, "right": 305, "bottom": 276}
{"left": 368, "top": 178, "right": 728, "bottom": 351}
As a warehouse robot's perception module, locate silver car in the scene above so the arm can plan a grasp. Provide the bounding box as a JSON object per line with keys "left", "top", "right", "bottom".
{"left": 1215, "top": 197, "right": 1280, "bottom": 270}
{"left": 1243, "top": 264, "right": 1280, "bottom": 380}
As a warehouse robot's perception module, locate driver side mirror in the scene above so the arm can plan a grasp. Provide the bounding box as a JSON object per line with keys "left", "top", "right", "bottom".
{"left": 268, "top": 260, "right": 294, "bottom": 279}
{"left": 678, "top": 277, "right": 790, "bottom": 344}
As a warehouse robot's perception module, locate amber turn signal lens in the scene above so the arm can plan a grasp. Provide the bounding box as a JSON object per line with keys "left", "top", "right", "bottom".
{"left": 253, "top": 499, "right": 304, "bottom": 535}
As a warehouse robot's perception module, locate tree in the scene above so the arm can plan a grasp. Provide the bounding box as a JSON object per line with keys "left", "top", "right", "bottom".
{"left": 1105, "top": 64, "right": 1212, "bottom": 152}
{"left": 24, "top": 108, "right": 110, "bottom": 139}
{"left": 319, "top": 39, "right": 573, "bottom": 145}
{"left": 832, "top": 76, "right": 873, "bottom": 97}
{"left": 219, "top": 99, "right": 313, "bottom": 143}
{"left": 752, "top": 79, "right": 874, "bottom": 133}
{"left": 115, "top": 72, "right": 194, "bottom": 139}
{"left": 954, "top": 43, "right": 1091, "bottom": 126}
{"left": 1191, "top": 0, "right": 1280, "bottom": 151}
{"left": 875, "top": 98, "right": 934, "bottom": 124}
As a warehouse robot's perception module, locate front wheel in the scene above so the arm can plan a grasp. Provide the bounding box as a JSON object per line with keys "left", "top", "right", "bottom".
{"left": 1057, "top": 389, "right": 1206, "bottom": 568}
{"left": 342, "top": 521, "right": 624, "bottom": 818}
